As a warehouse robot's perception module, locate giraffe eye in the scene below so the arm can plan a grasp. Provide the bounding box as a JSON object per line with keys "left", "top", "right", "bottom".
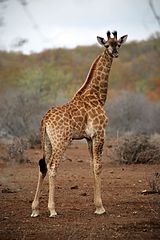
{"left": 117, "top": 43, "right": 121, "bottom": 48}
{"left": 105, "top": 44, "right": 109, "bottom": 48}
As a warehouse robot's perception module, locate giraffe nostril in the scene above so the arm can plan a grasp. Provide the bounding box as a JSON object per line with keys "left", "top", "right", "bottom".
{"left": 112, "top": 53, "right": 118, "bottom": 58}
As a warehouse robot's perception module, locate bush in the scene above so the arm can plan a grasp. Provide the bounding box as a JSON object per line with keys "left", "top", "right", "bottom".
{"left": 116, "top": 134, "right": 160, "bottom": 164}
{"left": 0, "top": 90, "right": 47, "bottom": 143}
{"left": 7, "top": 137, "right": 30, "bottom": 164}
{"left": 148, "top": 172, "right": 160, "bottom": 194}
{"left": 106, "top": 91, "right": 160, "bottom": 136}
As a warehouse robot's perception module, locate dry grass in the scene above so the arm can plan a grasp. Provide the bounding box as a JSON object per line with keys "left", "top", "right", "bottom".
{"left": 116, "top": 134, "right": 160, "bottom": 164}
{"left": 148, "top": 172, "right": 160, "bottom": 194}
{"left": 7, "top": 137, "right": 30, "bottom": 164}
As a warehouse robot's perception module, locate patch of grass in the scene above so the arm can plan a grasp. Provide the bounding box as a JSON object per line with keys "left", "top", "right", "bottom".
{"left": 148, "top": 172, "right": 160, "bottom": 194}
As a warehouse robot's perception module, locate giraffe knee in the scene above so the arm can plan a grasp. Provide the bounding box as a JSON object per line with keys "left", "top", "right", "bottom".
{"left": 94, "top": 163, "right": 102, "bottom": 175}
{"left": 48, "top": 164, "right": 57, "bottom": 177}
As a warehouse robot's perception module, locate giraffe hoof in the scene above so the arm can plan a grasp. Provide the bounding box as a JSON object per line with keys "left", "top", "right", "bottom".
{"left": 31, "top": 209, "right": 39, "bottom": 217}
{"left": 49, "top": 211, "right": 57, "bottom": 217}
{"left": 94, "top": 207, "right": 106, "bottom": 215}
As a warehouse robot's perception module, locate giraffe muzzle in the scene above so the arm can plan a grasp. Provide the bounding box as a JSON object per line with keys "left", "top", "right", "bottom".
{"left": 112, "top": 53, "right": 119, "bottom": 58}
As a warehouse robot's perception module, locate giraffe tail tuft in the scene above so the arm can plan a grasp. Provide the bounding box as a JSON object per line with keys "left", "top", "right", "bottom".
{"left": 39, "top": 119, "right": 47, "bottom": 175}
{"left": 39, "top": 158, "right": 47, "bottom": 175}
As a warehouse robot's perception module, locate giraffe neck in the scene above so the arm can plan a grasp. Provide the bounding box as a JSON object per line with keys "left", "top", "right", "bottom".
{"left": 74, "top": 51, "right": 113, "bottom": 106}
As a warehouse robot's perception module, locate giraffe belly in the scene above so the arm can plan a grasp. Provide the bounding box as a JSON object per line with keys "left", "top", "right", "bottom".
{"left": 72, "top": 130, "right": 87, "bottom": 140}
{"left": 72, "top": 134, "right": 85, "bottom": 140}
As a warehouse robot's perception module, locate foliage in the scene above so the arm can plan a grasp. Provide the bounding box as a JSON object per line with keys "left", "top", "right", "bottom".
{"left": 0, "top": 35, "right": 160, "bottom": 142}
{"left": 0, "top": 90, "right": 47, "bottom": 138}
{"left": 0, "top": 35, "right": 160, "bottom": 101}
{"left": 7, "top": 137, "right": 30, "bottom": 164}
{"left": 106, "top": 91, "right": 160, "bottom": 136}
{"left": 148, "top": 172, "right": 160, "bottom": 194}
{"left": 116, "top": 134, "right": 160, "bottom": 164}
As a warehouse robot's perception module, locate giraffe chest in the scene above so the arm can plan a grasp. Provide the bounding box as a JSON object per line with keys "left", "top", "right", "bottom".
{"left": 85, "top": 110, "right": 108, "bottom": 138}
{"left": 85, "top": 120, "right": 103, "bottom": 138}
{"left": 85, "top": 121, "right": 96, "bottom": 138}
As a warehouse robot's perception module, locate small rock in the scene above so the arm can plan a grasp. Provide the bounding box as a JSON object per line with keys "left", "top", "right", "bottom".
{"left": 116, "top": 177, "right": 121, "bottom": 179}
{"left": 62, "top": 155, "right": 72, "bottom": 161}
{"left": 141, "top": 189, "right": 148, "bottom": 195}
{"left": 2, "top": 216, "right": 9, "bottom": 221}
{"left": 77, "top": 159, "right": 83, "bottom": 163}
{"left": 2, "top": 187, "right": 16, "bottom": 193}
{"left": 141, "top": 189, "right": 158, "bottom": 195}
{"left": 70, "top": 185, "right": 78, "bottom": 190}
{"left": 107, "top": 145, "right": 112, "bottom": 148}
{"left": 133, "top": 211, "right": 137, "bottom": 214}
{"left": 80, "top": 192, "right": 87, "bottom": 196}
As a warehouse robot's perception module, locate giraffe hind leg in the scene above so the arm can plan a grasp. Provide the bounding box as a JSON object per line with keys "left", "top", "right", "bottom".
{"left": 47, "top": 137, "right": 71, "bottom": 217}
{"left": 31, "top": 131, "right": 52, "bottom": 217}
{"left": 31, "top": 158, "right": 47, "bottom": 217}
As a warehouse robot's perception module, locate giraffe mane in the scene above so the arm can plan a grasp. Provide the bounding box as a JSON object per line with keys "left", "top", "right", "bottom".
{"left": 74, "top": 55, "right": 101, "bottom": 96}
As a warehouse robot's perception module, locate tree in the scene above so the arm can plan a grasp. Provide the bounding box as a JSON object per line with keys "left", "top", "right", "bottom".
{"left": 149, "top": 0, "right": 160, "bottom": 28}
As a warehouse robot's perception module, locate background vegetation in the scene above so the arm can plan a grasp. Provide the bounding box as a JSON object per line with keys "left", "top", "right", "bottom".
{"left": 0, "top": 34, "right": 160, "bottom": 141}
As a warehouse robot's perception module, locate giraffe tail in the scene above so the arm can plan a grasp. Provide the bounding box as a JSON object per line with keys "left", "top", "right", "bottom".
{"left": 39, "top": 119, "right": 47, "bottom": 175}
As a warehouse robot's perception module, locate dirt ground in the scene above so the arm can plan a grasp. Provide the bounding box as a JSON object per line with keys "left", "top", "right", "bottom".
{"left": 0, "top": 142, "right": 160, "bottom": 240}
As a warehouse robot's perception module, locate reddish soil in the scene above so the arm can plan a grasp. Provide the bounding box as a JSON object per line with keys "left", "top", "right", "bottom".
{"left": 0, "top": 142, "right": 160, "bottom": 240}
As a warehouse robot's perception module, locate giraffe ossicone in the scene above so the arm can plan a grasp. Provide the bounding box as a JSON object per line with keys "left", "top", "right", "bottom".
{"left": 31, "top": 31, "right": 128, "bottom": 217}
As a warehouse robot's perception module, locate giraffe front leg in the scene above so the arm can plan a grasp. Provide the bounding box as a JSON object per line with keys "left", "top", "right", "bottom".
{"left": 92, "top": 136, "right": 105, "bottom": 215}
{"left": 86, "top": 138, "right": 93, "bottom": 168}
{"left": 48, "top": 160, "right": 59, "bottom": 217}
{"left": 93, "top": 165, "right": 105, "bottom": 215}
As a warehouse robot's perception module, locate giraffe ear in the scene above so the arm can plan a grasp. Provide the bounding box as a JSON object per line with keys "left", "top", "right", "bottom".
{"left": 119, "top": 35, "right": 128, "bottom": 44}
{"left": 97, "top": 36, "right": 106, "bottom": 46}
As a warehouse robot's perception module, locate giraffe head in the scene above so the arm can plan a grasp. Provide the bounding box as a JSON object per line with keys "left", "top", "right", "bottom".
{"left": 97, "top": 30, "right": 128, "bottom": 58}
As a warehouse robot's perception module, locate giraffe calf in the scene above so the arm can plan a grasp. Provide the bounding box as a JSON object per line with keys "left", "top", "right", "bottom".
{"left": 31, "top": 31, "right": 128, "bottom": 217}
